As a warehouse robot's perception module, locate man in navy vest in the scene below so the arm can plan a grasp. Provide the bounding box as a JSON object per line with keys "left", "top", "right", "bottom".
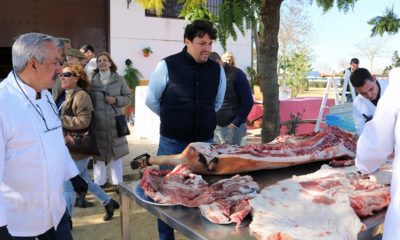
{"left": 209, "top": 52, "right": 253, "bottom": 145}
{"left": 145, "top": 20, "right": 226, "bottom": 240}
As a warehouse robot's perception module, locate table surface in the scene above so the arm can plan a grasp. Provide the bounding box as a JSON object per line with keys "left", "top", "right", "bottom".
{"left": 120, "top": 162, "right": 385, "bottom": 240}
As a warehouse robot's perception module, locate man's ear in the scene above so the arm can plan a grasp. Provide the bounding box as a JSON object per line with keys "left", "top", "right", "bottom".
{"left": 28, "top": 59, "right": 37, "bottom": 71}
{"left": 184, "top": 38, "right": 190, "bottom": 46}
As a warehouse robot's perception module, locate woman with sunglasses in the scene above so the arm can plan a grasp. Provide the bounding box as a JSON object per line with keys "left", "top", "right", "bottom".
{"left": 60, "top": 63, "right": 120, "bottom": 226}
{"left": 90, "top": 52, "right": 131, "bottom": 190}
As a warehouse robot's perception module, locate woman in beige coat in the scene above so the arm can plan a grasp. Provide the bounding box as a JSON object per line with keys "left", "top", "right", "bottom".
{"left": 90, "top": 52, "right": 131, "bottom": 187}
{"left": 60, "top": 63, "right": 120, "bottom": 225}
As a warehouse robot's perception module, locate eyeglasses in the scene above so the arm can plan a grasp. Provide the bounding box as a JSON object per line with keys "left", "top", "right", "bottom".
{"left": 13, "top": 71, "right": 62, "bottom": 133}
{"left": 60, "top": 72, "right": 75, "bottom": 78}
{"left": 35, "top": 95, "right": 62, "bottom": 133}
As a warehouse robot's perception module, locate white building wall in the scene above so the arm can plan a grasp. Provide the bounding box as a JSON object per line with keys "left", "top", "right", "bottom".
{"left": 110, "top": 1, "right": 252, "bottom": 80}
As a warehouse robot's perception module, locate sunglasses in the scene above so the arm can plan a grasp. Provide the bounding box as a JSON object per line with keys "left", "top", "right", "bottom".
{"left": 60, "top": 72, "right": 75, "bottom": 78}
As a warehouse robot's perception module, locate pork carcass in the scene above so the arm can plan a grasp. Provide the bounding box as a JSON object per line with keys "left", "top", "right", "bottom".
{"left": 133, "top": 126, "right": 356, "bottom": 175}
{"left": 249, "top": 165, "right": 391, "bottom": 240}
{"left": 141, "top": 164, "right": 260, "bottom": 225}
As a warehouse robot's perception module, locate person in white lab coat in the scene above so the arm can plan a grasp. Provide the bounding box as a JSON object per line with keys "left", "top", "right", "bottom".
{"left": 356, "top": 67, "right": 400, "bottom": 239}
{"left": 350, "top": 68, "right": 389, "bottom": 136}
{"left": 0, "top": 33, "right": 88, "bottom": 239}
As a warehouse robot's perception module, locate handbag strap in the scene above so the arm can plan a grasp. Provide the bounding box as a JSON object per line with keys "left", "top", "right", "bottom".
{"left": 64, "top": 89, "right": 82, "bottom": 117}
{"left": 101, "top": 91, "right": 119, "bottom": 114}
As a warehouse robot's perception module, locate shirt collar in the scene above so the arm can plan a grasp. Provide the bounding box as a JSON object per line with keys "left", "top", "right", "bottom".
{"left": 13, "top": 71, "right": 42, "bottom": 101}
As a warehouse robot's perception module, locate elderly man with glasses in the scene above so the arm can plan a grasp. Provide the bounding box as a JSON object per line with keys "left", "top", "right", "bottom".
{"left": 0, "top": 32, "right": 88, "bottom": 240}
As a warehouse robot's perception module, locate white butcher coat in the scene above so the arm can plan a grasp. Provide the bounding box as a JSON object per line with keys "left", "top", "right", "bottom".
{"left": 0, "top": 71, "right": 78, "bottom": 236}
{"left": 356, "top": 67, "right": 400, "bottom": 240}
{"left": 353, "top": 79, "right": 389, "bottom": 135}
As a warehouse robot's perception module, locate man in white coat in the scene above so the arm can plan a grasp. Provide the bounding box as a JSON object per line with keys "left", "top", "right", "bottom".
{"left": 350, "top": 68, "right": 389, "bottom": 136}
{"left": 355, "top": 67, "right": 400, "bottom": 239}
{"left": 0, "top": 33, "right": 88, "bottom": 239}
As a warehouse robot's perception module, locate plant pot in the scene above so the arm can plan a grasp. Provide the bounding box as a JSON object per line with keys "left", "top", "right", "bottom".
{"left": 143, "top": 52, "right": 150, "bottom": 57}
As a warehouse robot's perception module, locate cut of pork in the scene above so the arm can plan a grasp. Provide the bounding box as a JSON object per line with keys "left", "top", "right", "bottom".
{"left": 199, "top": 175, "right": 259, "bottom": 228}
{"left": 140, "top": 164, "right": 212, "bottom": 207}
{"left": 142, "top": 126, "right": 357, "bottom": 175}
{"left": 140, "top": 164, "right": 259, "bottom": 226}
{"left": 249, "top": 165, "right": 391, "bottom": 240}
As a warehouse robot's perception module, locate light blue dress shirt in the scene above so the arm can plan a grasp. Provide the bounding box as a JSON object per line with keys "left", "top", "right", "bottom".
{"left": 145, "top": 60, "right": 226, "bottom": 116}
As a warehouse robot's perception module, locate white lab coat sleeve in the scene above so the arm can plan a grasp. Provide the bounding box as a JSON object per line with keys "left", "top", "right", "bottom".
{"left": 0, "top": 108, "right": 8, "bottom": 227}
{"left": 352, "top": 100, "right": 365, "bottom": 136}
{"left": 356, "top": 92, "right": 397, "bottom": 174}
{"left": 63, "top": 148, "right": 79, "bottom": 181}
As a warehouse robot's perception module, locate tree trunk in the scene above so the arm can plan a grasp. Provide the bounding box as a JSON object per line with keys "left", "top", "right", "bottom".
{"left": 259, "top": 0, "right": 283, "bottom": 143}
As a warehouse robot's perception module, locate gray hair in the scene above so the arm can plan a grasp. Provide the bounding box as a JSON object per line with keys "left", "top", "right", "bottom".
{"left": 12, "top": 32, "right": 59, "bottom": 73}
{"left": 57, "top": 37, "right": 71, "bottom": 49}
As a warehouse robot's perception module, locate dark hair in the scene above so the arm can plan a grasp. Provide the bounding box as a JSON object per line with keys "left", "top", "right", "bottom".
{"left": 93, "top": 51, "right": 118, "bottom": 74}
{"left": 208, "top": 52, "right": 221, "bottom": 62}
{"left": 350, "top": 68, "right": 372, "bottom": 87}
{"left": 80, "top": 44, "right": 94, "bottom": 53}
{"left": 350, "top": 58, "right": 359, "bottom": 65}
{"left": 184, "top": 20, "right": 217, "bottom": 41}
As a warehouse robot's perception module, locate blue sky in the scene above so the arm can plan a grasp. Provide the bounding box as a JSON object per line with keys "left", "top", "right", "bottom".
{"left": 305, "top": 0, "right": 400, "bottom": 73}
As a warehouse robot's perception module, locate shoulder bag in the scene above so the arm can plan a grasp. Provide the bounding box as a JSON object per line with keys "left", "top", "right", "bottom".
{"left": 64, "top": 90, "right": 101, "bottom": 156}
{"left": 113, "top": 105, "right": 130, "bottom": 137}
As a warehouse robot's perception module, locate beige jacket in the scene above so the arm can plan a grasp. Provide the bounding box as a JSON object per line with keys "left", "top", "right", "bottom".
{"left": 61, "top": 87, "right": 94, "bottom": 160}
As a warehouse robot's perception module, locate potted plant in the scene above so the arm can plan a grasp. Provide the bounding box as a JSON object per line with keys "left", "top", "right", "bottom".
{"left": 142, "top": 47, "right": 153, "bottom": 57}
{"left": 123, "top": 58, "right": 143, "bottom": 116}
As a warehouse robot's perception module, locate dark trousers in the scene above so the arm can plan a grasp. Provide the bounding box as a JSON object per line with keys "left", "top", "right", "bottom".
{"left": 156, "top": 135, "right": 212, "bottom": 240}
{"left": 14, "top": 210, "right": 73, "bottom": 240}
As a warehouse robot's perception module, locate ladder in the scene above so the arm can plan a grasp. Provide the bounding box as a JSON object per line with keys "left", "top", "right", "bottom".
{"left": 340, "top": 70, "right": 356, "bottom": 104}
{"left": 314, "top": 75, "right": 340, "bottom": 132}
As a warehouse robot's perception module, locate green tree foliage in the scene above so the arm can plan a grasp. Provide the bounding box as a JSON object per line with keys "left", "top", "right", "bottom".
{"left": 283, "top": 50, "right": 312, "bottom": 97}
{"left": 246, "top": 66, "right": 261, "bottom": 90}
{"left": 217, "top": 0, "right": 258, "bottom": 49}
{"left": 124, "top": 59, "right": 143, "bottom": 106}
{"left": 368, "top": 7, "right": 400, "bottom": 37}
{"left": 315, "top": 0, "right": 358, "bottom": 13}
{"left": 178, "top": 0, "right": 208, "bottom": 17}
{"left": 183, "top": 6, "right": 218, "bottom": 24}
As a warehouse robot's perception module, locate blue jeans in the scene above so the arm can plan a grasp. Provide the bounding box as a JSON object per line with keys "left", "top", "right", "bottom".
{"left": 157, "top": 135, "right": 213, "bottom": 240}
{"left": 14, "top": 209, "right": 72, "bottom": 240}
{"left": 76, "top": 157, "right": 111, "bottom": 205}
{"left": 63, "top": 181, "right": 75, "bottom": 216}
{"left": 214, "top": 123, "right": 247, "bottom": 146}
{"left": 64, "top": 157, "right": 112, "bottom": 215}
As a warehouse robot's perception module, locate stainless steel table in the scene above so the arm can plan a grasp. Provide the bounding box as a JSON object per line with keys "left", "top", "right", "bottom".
{"left": 119, "top": 162, "right": 385, "bottom": 240}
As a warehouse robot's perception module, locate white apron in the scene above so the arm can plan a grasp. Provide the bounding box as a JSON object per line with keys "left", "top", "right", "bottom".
{"left": 355, "top": 68, "right": 400, "bottom": 239}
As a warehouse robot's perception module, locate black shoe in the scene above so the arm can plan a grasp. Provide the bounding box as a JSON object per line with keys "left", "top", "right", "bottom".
{"left": 74, "top": 197, "right": 95, "bottom": 208}
{"left": 69, "top": 216, "right": 73, "bottom": 230}
{"left": 103, "top": 199, "right": 120, "bottom": 221}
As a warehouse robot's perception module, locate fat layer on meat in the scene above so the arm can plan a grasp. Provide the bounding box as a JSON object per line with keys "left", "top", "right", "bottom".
{"left": 249, "top": 164, "right": 391, "bottom": 240}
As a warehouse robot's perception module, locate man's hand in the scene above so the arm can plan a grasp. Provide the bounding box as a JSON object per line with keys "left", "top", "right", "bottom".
{"left": 70, "top": 175, "right": 88, "bottom": 194}
{"left": 0, "top": 226, "right": 14, "bottom": 240}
